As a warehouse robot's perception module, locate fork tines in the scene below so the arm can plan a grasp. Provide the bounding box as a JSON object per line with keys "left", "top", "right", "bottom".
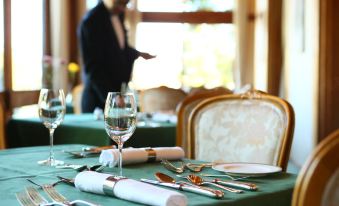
{"left": 26, "top": 186, "right": 48, "bottom": 205}
{"left": 42, "top": 185, "right": 68, "bottom": 203}
{"left": 16, "top": 191, "right": 36, "bottom": 206}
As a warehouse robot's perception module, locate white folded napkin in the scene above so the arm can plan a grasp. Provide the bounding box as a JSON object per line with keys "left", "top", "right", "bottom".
{"left": 75, "top": 171, "right": 187, "bottom": 206}
{"left": 99, "top": 147, "right": 185, "bottom": 168}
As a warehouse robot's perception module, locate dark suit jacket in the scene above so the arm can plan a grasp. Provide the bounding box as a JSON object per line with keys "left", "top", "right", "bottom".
{"left": 78, "top": 2, "right": 139, "bottom": 112}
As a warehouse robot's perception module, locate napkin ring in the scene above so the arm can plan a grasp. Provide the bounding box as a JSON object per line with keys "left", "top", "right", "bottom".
{"left": 145, "top": 148, "right": 156, "bottom": 162}
{"left": 103, "top": 176, "right": 127, "bottom": 197}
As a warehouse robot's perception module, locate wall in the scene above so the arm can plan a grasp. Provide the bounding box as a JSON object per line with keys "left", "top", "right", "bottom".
{"left": 282, "top": 0, "right": 319, "bottom": 168}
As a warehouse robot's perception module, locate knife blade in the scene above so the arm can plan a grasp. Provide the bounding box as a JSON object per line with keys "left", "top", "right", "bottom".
{"left": 140, "top": 179, "right": 224, "bottom": 198}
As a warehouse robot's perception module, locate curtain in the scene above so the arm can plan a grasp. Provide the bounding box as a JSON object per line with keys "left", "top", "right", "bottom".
{"left": 48, "top": 0, "right": 86, "bottom": 93}
{"left": 233, "top": 0, "right": 255, "bottom": 91}
{"left": 125, "top": 0, "right": 140, "bottom": 47}
{"left": 50, "top": 0, "right": 69, "bottom": 92}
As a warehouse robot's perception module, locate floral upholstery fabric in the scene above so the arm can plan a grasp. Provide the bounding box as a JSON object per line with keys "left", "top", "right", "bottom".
{"left": 194, "top": 99, "right": 286, "bottom": 165}
{"left": 322, "top": 169, "right": 339, "bottom": 206}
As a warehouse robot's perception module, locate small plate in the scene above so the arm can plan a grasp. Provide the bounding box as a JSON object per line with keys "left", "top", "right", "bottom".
{"left": 212, "top": 163, "right": 282, "bottom": 177}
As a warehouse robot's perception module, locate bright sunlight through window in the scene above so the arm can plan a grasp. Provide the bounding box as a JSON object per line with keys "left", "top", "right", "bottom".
{"left": 11, "top": 0, "right": 43, "bottom": 91}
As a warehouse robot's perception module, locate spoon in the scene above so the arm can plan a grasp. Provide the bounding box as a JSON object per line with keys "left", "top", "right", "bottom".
{"left": 185, "top": 163, "right": 213, "bottom": 172}
{"left": 154, "top": 172, "right": 224, "bottom": 198}
{"left": 186, "top": 174, "right": 243, "bottom": 193}
{"left": 161, "top": 160, "right": 185, "bottom": 173}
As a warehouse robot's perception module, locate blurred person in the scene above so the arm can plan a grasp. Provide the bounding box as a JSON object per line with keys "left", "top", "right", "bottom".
{"left": 78, "top": 0, "right": 155, "bottom": 112}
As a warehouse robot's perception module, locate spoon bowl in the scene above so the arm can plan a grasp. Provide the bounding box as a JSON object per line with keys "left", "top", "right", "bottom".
{"left": 185, "top": 163, "right": 213, "bottom": 172}
{"left": 187, "top": 174, "right": 243, "bottom": 193}
{"left": 154, "top": 172, "right": 224, "bottom": 198}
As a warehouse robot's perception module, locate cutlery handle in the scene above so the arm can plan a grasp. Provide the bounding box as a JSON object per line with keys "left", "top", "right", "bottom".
{"left": 180, "top": 184, "right": 224, "bottom": 198}
{"left": 205, "top": 182, "right": 243, "bottom": 193}
{"left": 213, "top": 179, "right": 258, "bottom": 191}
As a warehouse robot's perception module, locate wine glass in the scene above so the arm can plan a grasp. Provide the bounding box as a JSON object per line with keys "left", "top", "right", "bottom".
{"left": 38, "top": 88, "right": 66, "bottom": 166}
{"left": 104, "top": 92, "right": 137, "bottom": 176}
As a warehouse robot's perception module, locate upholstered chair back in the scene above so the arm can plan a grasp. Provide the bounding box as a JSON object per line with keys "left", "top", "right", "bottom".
{"left": 139, "top": 86, "right": 187, "bottom": 113}
{"left": 187, "top": 90, "right": 294, "bottom": 171}
{"left": 292, "top": 129, "right": 339, "bottom": 206}
{"left": 176, "top": 87, "right": 232, "bottom": 154}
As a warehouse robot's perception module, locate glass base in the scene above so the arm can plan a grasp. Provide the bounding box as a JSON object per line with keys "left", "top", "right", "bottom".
{"left": 38, "top": 159, "right": 64, "bottom": 166}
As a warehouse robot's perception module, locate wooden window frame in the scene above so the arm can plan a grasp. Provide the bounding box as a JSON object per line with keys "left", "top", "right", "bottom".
{"left": 141, "top": 11, "right": 233, "bottom": 24}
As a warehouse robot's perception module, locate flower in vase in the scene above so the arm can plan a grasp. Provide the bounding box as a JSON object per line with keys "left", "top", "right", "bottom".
{"left": 67, "top": 62, "right": 80, "bottom": 90}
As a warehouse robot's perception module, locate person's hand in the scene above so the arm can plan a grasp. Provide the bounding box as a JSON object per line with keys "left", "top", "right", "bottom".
{"left": 139, "top": 52, "right": 156, "bottom": 60}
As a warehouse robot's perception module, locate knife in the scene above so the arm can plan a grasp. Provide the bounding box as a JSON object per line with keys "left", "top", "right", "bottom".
{"left": 63, "top": 145, "right": 115, "bottom": 158}
{"left": 210, "top": 178, "right": 258, "bottom": 191}
{"left": 140, "top": 179, "right": 224, "bottom": 199}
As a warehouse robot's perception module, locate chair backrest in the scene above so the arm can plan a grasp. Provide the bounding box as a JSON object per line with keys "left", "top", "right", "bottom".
{"left": 139, "top": 86, "right": 187, "bottom": 113}
{"left": 176, "top": 87, "right": 232, "bottom": 154}
{"left": 187, "top": 90, "right": 295, "bottom": 171}
{"left": 292, "top": 129, "right": 339, "bottom": 206}
{"left": 72, "top": 84, "right": 84, "bottom": 114}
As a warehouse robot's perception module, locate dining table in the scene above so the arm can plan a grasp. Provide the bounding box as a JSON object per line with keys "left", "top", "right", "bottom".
{"left": 0, "top": 144, "right": 296, "bottom": 206}
{"left": 6, "top": 113, "right": 176, "bottom": 148}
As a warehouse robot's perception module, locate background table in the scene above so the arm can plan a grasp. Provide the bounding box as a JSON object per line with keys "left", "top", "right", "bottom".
{"left": 6, "top": 114, "right": 176, "bottom": 148}
{"left": 0, "top": 144, "right": 296, "bottom": 206}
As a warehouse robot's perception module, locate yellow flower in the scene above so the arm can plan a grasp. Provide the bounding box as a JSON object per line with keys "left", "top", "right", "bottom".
{"left": 68, "top": 62, "right": 80, "bottom": 73}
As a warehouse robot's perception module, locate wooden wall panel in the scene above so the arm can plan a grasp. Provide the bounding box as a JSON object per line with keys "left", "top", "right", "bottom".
{"left": 319, "top": 0, "right": 339, "bottom": 141}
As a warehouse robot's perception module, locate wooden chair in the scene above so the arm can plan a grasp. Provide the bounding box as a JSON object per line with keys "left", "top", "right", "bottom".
{"left": 292, "top": 129, "right": 339, "bottom": 206}
{"left": 72, "top": 84, "right": 84, "bottom": 114}
{"left": 139, "top": 86, "right": 187, "bottom": 113}
{"left": 187, "top": 90, "right": 295, "bottom": 171}
{"left": 176, "top": 87, "right": 232, "bottom": 154}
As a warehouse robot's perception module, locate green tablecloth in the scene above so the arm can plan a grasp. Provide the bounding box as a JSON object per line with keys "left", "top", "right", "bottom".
{"left": 7, "top": 114, "right": 176, "bottom": 148}
{"left": 0, "top": 144, "right": 296, "bottom": 206}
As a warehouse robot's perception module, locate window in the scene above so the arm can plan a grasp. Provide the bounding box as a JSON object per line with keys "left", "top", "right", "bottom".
{"left": 11, "top": 0, "right": 43, "bottom": 91}
{"left": 132, "top": 0, "right": 235, "bottom": 90}
{"left": 86, "top": 0, "right": 99, "bottom": 10}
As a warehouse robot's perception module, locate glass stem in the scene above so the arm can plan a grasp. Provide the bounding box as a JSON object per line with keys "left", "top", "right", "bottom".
{"left": 118, "top": 142, "right": 123, "bottom": 177}
{"left": 49, "top": 128, "right": 55, "bottom": 164}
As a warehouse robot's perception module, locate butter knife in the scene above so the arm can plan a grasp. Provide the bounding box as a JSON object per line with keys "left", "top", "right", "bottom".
{"left": 210, "top": 178, "right": 258, "bottom": 191}
{"left": 140, "top": 179, "right": 224, "bottom": 199}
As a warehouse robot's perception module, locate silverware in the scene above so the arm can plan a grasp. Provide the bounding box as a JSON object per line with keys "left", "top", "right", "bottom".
{"left": 25, "top": 179, "right": 98, "bottom": 206}
{"left": 152, "top": 172, "right": 224, "bottom": 198}
{"left": 184, "top": 174, "right": 244, "bottom": 193}
{"left": 27, "top": 178, "right": 62, "bottom": 188}
{"left": 185, "top": 163, "right": 213, "bottom": 172}
{"left": 200, "top": 173, "right": 250, "bottom": 180}
{"left": 56, "top": 164, "right": 105, "bottom": 172}
{"left": 140, "top": 178, "right": 224, "bottom": 199}
{"left": 161, "top": 160, "right": 185, "bottom": 173}
{"left": 16, "top": 191, "right": 36, "bottom": 206}
{"left": 63, "top": 145, "right": 114, "bottom": 158}
{"left": 43, "top": 185, "right": 98, "bottom": 206}
{"left": 56, "top": 176, "right": 75, "bottom": 186}
{"left": 26, "top": 186, "right": 48, "bottom": 205}
{"left": 177, "top": 174, "right": 257, "bottom": 191}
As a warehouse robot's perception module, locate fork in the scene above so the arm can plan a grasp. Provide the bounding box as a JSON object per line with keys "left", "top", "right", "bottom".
{"left": 43, "top": 186, "right": 98, "bottom": 206}
{"left": 27, "top": 179, "right": 98, "bottom": 206}
{"left": 161, "top": 159, "right": 185, "bottom": 173}
{"left": 16, "top": 191, "right": 36, "bottom": 206}
{"left": 26, "top": 186, "right": 48, "bottom": 205}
